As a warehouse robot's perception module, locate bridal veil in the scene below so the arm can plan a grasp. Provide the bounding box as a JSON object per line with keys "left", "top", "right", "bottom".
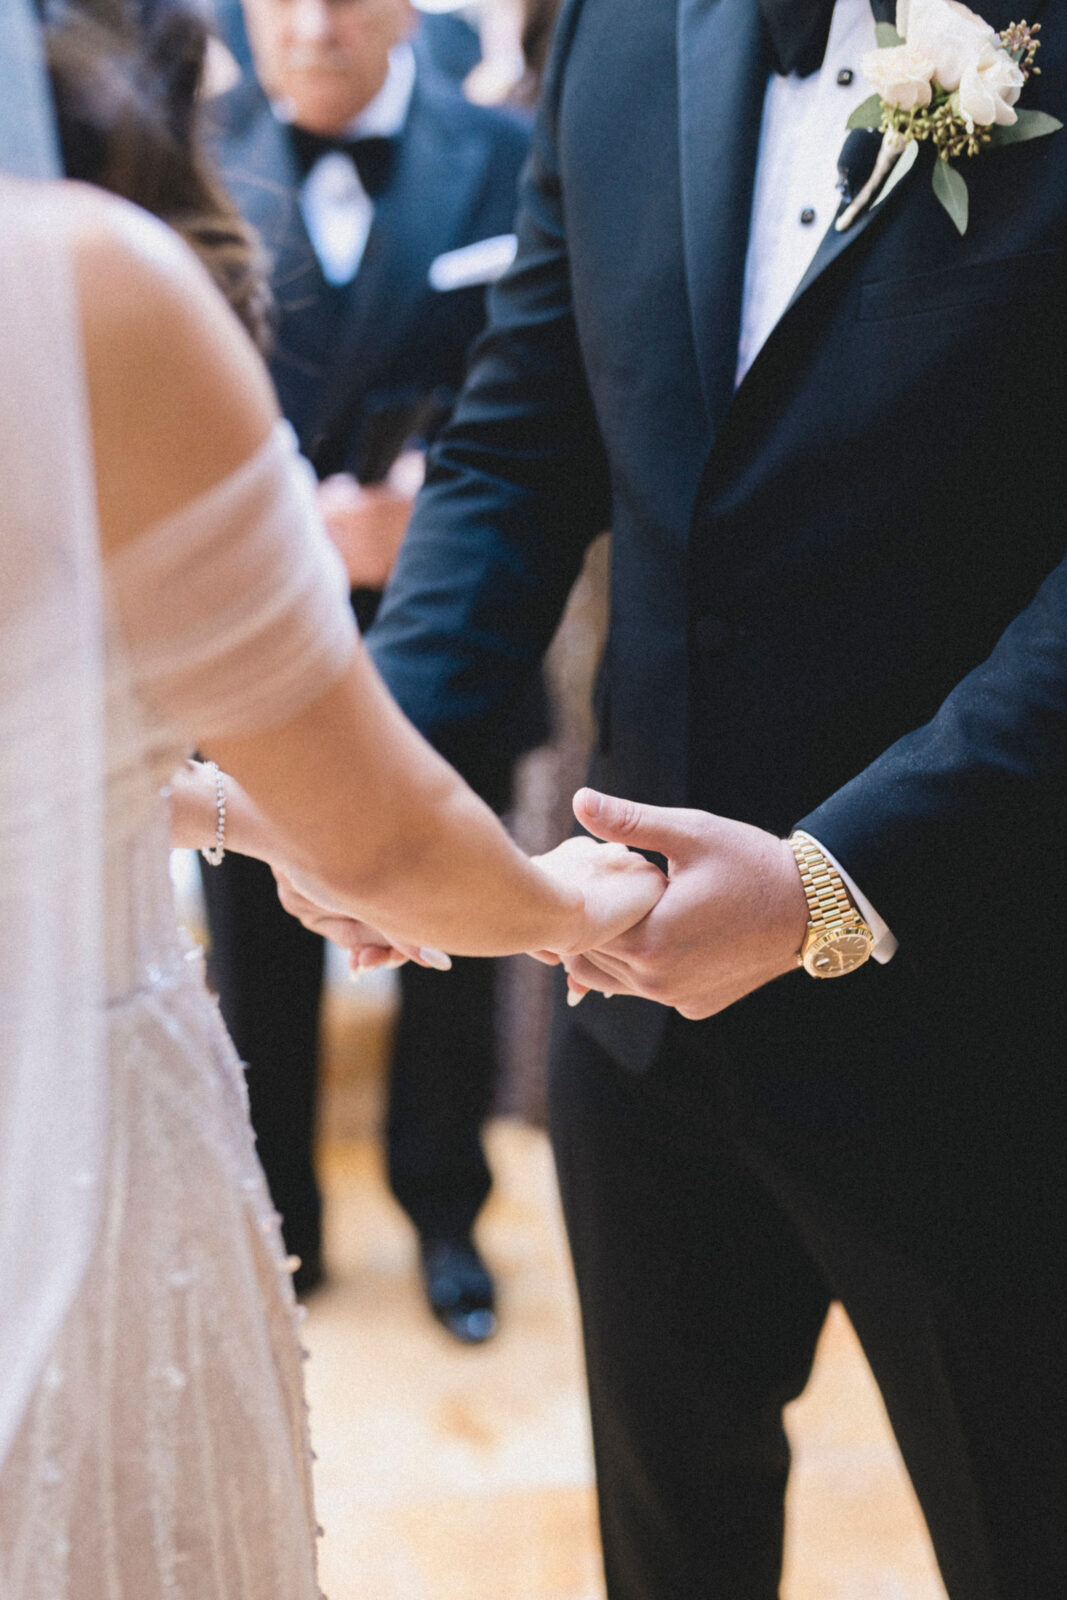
{"left": 0, "top": 0, "right": 108, "bottom": 1465}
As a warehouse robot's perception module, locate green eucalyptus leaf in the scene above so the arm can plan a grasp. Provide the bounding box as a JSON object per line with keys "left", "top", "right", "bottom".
{"left": 988, "top": 109, "right": 1064, "bottom": 147}
{"left": 873, "top": 137, "right": 919, "bottom": 206}
{"left": 875, "top": 21, "right": 906, "bottom": 47}
{"left": 847, "top": 93, "right": 885, "bottom": 130}
{"left": 932, "top": 157, "right": 969, "bottom": 234}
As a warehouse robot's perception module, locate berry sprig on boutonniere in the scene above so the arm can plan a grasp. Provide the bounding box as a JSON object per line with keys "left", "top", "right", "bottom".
{"left": 837, "top": 0, "right": 1061, "bottom": 234}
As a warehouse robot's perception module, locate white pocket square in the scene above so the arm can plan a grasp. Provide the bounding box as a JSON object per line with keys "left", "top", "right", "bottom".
{"left": 428, "top": 234, "right": 518, "bottom": 292}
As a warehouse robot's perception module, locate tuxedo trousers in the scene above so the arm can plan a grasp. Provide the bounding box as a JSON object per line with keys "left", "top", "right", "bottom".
{"left": 199, "top": 851, "right": 495, "bottom": 1268}
{"left": 548, "top": 958, "right": 1067, "bottom": 1600}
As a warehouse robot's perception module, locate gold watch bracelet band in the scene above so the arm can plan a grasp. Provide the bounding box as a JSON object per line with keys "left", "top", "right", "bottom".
{"left": 789, "top": 831, "right": 857, "bottom": 930}
{"left": 788, "top": 831, "right": 861, "bottom": 969}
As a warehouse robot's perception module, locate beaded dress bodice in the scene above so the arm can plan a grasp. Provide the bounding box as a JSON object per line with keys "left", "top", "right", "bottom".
{"left": 0, "top": 421, "right": 356, "bottom": 1599}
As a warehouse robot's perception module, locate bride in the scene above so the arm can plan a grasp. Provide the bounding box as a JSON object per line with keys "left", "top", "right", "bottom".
{"left": 0, "top": 2, "right": 663, "bottom": 1594}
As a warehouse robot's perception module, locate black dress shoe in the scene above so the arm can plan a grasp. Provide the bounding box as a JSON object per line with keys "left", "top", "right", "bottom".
{"left": 420, "top": 1235, "right": 497, "bottom": 1344}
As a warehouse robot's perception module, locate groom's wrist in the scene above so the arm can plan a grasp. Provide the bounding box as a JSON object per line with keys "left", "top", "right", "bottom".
{"left": 787, "top": 832, "right": 876, "bottom": 978}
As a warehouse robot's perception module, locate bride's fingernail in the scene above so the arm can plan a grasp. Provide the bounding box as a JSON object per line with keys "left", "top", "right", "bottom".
{"left": 419, "top": 947, "right": 452, "bottom": 971}
{"left": 566, "top": 987, "right": 586, "bottom": 1007}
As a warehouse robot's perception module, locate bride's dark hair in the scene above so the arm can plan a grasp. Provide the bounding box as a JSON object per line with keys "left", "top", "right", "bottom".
{"left": 41, "top": 0, "right": 271, "bottom": 350}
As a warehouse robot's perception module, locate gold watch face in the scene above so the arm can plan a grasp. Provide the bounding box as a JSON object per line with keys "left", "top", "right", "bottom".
{"left": 803, "top": 925, "right": 874, "bottom": 978}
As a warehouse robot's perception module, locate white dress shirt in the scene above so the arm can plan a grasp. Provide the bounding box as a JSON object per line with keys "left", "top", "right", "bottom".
{"left": 282, "top": 41, "right": 416, "bottom": 285}
{"left": 735, "top": 0, "right": 898, "bottom": 959}
{"left": 737, "top": 0, "right": 876, "bottom": 383}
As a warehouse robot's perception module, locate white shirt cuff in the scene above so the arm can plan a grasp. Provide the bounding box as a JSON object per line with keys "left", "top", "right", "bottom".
{"left": 804, "top": 837, "right": 899, "bottom": 963}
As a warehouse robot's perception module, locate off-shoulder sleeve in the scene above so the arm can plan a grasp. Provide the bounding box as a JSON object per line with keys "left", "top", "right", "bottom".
{"left": 107, "top": 422, "right": 357, "bottom": 744}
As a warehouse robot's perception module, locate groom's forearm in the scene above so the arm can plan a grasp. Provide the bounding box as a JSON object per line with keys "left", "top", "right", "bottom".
{"left": 368, "top": 79, "right": 611, "bottom": 770}
{"left": 797, "top": 541, "right": 1067, "bottom": 948}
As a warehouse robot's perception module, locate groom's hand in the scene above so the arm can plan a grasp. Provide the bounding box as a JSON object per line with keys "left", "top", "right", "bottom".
{"left": 562, "top": 789, "right": 808, "bottom": 1021}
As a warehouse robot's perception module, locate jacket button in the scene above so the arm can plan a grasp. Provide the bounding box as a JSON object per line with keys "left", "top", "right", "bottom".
{"left": 695, "top": 614, "right": 734, "bottom": 654}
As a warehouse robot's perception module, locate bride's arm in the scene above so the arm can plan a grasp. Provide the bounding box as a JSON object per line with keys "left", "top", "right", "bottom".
{"left": 167, "top": 755, "right": 654, "bottom": 976}
{"left": 199, "top": 652, "right": 662, "bottom": 959}
{"left": 168, "top": 759, "right": 277, "bottom": 862}
{"left": 79, "top": 190, "right": 663, "bottom": 958}
{"left": 168, "top": 759, "right": 424, "bottom": 968}
{"left": 167, "top": 656, "right": 666, "bottom": 961}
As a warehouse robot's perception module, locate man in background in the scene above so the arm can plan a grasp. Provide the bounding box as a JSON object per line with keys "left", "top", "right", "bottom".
{"left": 201, "top": 0, "right": 535, "bottom": 1341}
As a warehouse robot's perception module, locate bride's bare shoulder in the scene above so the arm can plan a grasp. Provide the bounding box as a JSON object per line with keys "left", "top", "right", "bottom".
{"left": 5, "top": 177, "right": 211, "bottom": 311}
{"left": 40, "top": 181, "right": 278, "bottom": 554}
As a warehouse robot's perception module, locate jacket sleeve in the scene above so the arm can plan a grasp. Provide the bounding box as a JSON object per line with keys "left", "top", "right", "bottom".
{"left": 798, "top": 541, "right": 1067, "bottom": 954}
{"left": 367, "top": 0, "right": 611, "bottom": 776}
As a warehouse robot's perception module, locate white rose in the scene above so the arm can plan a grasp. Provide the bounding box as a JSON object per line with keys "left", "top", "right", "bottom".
{"left": 861, "top": 41, "right": 935, "bottom": 110}
{"left": 957, "top": 41, "right": 1025, "bottom": 127}
{"left": 899, "top": 0, "right": 997, "bottom": 90}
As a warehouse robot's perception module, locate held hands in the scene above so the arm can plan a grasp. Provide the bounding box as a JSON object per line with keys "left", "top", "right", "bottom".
{"left": 271, "top": 833, "right": 667, "bottom": 975}
{"left": 559, "top": 788, "right": 809, "bottom": 1021}
{"left": 529, "top": 835, "right": 667, "bottom": 957}
{"left": 260, "top": 782, "right": 805, "bottom": 1020}
{"left": 180, "top": 759, "right": 663, "bottom": 972}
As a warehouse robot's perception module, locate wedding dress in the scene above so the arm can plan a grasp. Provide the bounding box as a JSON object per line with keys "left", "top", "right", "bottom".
{"left": 0, "top": 190, "right": 357, "bottom": 1598}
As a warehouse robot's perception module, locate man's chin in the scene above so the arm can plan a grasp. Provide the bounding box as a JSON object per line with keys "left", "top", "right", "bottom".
{"left": 289, "top": 98, "right": 368, "bottom": 135}
{"left": 279, "top": 75, "right": 371, "bottom": 134}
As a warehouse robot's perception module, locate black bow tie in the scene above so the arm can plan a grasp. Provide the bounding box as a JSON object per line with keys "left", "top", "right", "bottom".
{"left": 288, "top": 126, "right": 396, "bottom": 197}
{"left": 758, "top": 0, "right": 895, "bottom": 78}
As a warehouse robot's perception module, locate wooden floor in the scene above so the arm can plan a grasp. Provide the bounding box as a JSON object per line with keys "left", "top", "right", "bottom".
{"left": 302, "top": 1122, "right": 949, "bottom": 1600}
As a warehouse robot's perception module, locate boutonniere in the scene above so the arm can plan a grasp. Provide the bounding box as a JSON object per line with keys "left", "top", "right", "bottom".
{"left": 837, "top": 0, "right": 1062, "bottom": 234}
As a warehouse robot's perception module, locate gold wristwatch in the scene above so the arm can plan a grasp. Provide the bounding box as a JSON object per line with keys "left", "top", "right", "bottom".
{"left": 788, "top": 831, "right": 874, "bottom": 979}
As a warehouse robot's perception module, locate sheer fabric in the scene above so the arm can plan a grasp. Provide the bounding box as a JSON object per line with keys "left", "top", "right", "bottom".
{"left": 0, "top": 187, "right": 357, "bottom": 1598}
{"left": 107, "top": 421, "right": 353, "bottom": 750}
{"left": 0, "top": 188, "right": 106, "bottom": 1474}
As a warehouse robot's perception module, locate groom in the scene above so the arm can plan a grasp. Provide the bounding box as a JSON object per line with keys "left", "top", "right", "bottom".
{"left": 367, "top": 0, "right": 1067, "bottom": 1593}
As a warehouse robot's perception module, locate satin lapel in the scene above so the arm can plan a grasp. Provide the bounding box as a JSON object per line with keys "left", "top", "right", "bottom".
{"left": 678, "top": 0, "right": 771, "bottom": 433}
{"left": 783, "top": 146, "right": 920, "bottom": 315}
{"left": 308, "top": 77, "right": 490, "bottom": 448}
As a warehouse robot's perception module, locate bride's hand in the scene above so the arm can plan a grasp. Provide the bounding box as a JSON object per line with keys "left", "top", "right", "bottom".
{"left": 272, "top": 868, "right": 451, "bottom": 973}
{"left": 530, "top": 836, "right": 666, "bottom": 960}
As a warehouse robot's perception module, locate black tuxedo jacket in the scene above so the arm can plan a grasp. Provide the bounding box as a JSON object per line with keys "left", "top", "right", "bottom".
{"left": 206, "top": 65, "right": 529, "bottom": 479}
{"left": 370, "top": 0, "right": 1067, "bottom": 1072}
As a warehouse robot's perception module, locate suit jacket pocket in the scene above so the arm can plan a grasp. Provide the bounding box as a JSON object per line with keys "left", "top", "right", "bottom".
{"left": 858, "top": 247, "right": 1063, "bottom": 322}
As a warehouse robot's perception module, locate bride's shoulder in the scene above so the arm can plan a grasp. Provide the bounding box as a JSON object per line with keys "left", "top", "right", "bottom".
{"left": 2, "top": 177, "right": 194, "bottom": 296}
{"left": 63, "top": 182, "right": 240, "bottom": 357}
{"left": 38, "top": 182, "right": 281, "bottom": 556}
{"left": 0, "top": 176, "right": 249, "bottom": 377}
{"left": 0, "top": 178, "right": 280, "bottom": 553}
